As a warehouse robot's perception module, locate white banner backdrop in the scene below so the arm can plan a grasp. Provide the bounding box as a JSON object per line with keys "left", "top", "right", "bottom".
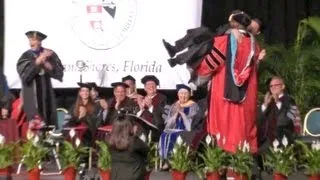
{"left": 4, "top": 0, "right": 203, "bottom": 89}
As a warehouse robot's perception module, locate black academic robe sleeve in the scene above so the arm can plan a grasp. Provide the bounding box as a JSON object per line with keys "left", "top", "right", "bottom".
{"left": 44, "top": 51, "right": 64, "bottom": 81}
{"left": 131, "top": 137, "right": 149, "bottom": 156}
{"left": 16, "top": 51, "right": 42, "bottom": 85}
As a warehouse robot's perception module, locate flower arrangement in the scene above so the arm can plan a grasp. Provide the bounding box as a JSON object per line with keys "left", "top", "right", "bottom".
{"left": 198, "top": 134, "right": 228, "bottom": 178}
{"left": 264, "top": 136, "right": 297, "bottom": 177}
{"left": 144, "top": 132, "right": 159, "bottom": 171}
{"left": 227, "top": 140, "right": 253, "bottom": 179}
{"left": 296, "top": 140, "right": 320, "bottom": 177}
{"left": 0, "top": 134, "right": 16, "bottom": 169}
{"left": 167, "top": 136, "right": 193, "bottom": 180}
{"left": 169, "top": 136, "right": 192, "bottom": 173}
{"left": 95, "top": 140, "right": 111, "bottom": 171}
{"left": 59, "top": 129, "right": 88, "bottom": 170}
{"left": 20, "top": 131, "right": 49, "bottom": 171}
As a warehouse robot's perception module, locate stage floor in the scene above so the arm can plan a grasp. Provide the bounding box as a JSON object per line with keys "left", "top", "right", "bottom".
{"left": 1, "top": 171, "right": 309, "bottom": 180}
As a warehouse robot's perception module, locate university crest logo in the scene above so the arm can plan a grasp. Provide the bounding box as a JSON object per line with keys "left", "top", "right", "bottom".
{"left": 71, "top": 0, "right": 137, "bottom": 50}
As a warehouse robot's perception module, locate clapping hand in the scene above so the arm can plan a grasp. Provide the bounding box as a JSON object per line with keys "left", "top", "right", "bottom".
{"left": 79, "top": 106, "right": 87, "bottom": 119}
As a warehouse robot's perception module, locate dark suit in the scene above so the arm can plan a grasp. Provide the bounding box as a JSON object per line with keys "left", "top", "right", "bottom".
{"left": 257, "top": 94, "right": 298, "bottom": 152}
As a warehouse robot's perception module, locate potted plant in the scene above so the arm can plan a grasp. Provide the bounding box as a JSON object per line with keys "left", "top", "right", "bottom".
{"left": 264, "top": 136, "right": 296, "bottom": 180}
{"left": 198, "top": 134, "right": 227, "bottom": 180}
{"left": 168, "top": 136, "right": 192, "bottom": 180}
{"left": 0, "top": 134, "right": 15, "bottom": 176}
{"left": 60, "top": 137, "right": 88, "bottom": 180}
{"left": 145, "top": 132, "right": 159, "bottom": 180}
{"left": 20, "top": 131, "right": 48, "bottom": 180}
{"left": 96, "top": 140, "right": 111, "bottom": 180}
{"left": 227, "top": 140, "right": 253, "bottom": 180}
{"left": 296, "top": 140, "right": 320, "bottom": 180}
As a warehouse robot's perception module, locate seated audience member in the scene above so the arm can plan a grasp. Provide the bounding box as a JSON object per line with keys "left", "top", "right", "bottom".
{"left": 257, "top": 76, "right": 302, "bottom": 151}
{"left": 106, "top": 82, "right": 139, "bottom": 125}
{"left": 87, "top": 82, "right": 101, "bottom": 102}
{"left": 66, "top": 82, "right": 101, "bottom": 146}
{"left": 137, "top": 75, "right": 167, "bottom": 141}
{"left": 159, "top": 84, "right": 199, "bottom": 170}
{"left": 122, "top": 75, "right": 143, "bottom": 102}
{"left": 0, "top": 107, "right": 19, "bottom": 142}
{"left": 108, "top": 114, "right": 148, "bottom": 180}
{"left": 0, "top": 70, "right": 14, "bottom": 113}
{"left": 11, "top": 92, "right": 28, "bottom": 138}
{"left": 97, "top": 97, "right": 109, "bottom": 125}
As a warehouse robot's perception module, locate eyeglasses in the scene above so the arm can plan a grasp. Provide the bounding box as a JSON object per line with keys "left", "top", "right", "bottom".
{"left": 269, "top": 83, "right": 283, "bottom": 88}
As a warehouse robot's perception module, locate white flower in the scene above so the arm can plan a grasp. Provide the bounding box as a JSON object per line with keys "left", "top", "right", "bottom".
{"left": 273, "top": 139, "right": 279, "bottom": 150}
{"left": 26, "top": 130, "right": 34, "bottom": 140}
{"left": 222, "top": 136, "right": 226, "bottom": 145}
{"left": 282, "top": 136, "right": 288, "bottom": 147}
{"left": 0, "top": 134, "right": 5, "bottom": 145}
{"left": 176, "top": 136, "right": 183, "bottom": 145}
{"left": 139, "top": 133, "right": 146, "bottom": 143}
{"left": 69, "top": 128, "right": 76, "bottom": 139}
{"left": 33, "top": 135, "right": 40, "bottom": 146}
{"left": 148, "top": 131, "right": 152, "bottom": 144}
{"left": 242, "top": 141, "right": 250, "bottom": 152}
{"left": 205, "top": 135, "right": 212, "bottom": 145}
{"left": 216, "top": 133, "right": 221, "bottom": 141}
{"left": 173, "top": 148, "right": 177, "bottom": 154}
{"left": 75, "top": 138, "right": 81, "bottom": 147}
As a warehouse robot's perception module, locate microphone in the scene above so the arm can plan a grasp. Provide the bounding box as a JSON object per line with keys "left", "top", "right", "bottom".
{"left": 76, "top": 60, "right": 88, "bottom": 71}
{"left": 76, "top": 60, "right": 88, "bottom": 83}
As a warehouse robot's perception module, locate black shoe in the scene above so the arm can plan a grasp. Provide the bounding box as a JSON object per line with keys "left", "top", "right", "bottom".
{"left": 162, "top": 39, "right": 176, "bottom": 58}
{"left": 168, "top": 58, "right": 177, "bottom": 67}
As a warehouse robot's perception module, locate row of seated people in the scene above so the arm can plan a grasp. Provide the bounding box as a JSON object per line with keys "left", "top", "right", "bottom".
{"left": 0, "top": 74, "right": 303, "bottom": 172}
{"left": 63, "top": 75, "right": 207, "bottom": 156}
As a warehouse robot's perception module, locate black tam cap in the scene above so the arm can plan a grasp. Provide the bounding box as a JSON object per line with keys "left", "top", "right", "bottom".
{"left": 87, "top": 82, "right": 98, "bottom": 90}
{"left": 141, "top": 75, "right": 159, "bottom": 85}
{"left": 25, "top": 31, "right": 47, "bottom": 41}
{"left": 231, "top": 12, "right": 252, "bottom": 27}
{"left": 111, "top": 82, "right": 129, "bottom": 88}
{"left": 176, "top": 84, "right": 191, "bottom": 92}
{"left": 77, "top": 82, "right": 92, "bottom": 90}
{"left": 122, "top": 75, "right": 136, "bottom": 83}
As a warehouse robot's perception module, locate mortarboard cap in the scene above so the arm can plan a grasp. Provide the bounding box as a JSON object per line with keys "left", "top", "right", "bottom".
{"left": 141, "top": 75, "right": 159, "bottom": 85}
{"left": 111, "top": 82, "right": 129, "bottom": 88}
{"left": 25, "top": 31, "right": 47, "bottom": 41}
{"left": 122, "top": 75, "right": 136, "bottom": 83}
{"left": 87, "top": 82, "right": 99, "bottom": 90}
{"left": 176, "top": 84, "right": 191, "bottom": 92}
{"left": 77, "top": 82, "right": 92, "bottom": 90}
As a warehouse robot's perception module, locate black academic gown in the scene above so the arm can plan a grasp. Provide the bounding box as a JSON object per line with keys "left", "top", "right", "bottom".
{"left": 67, "top": 103, "right": 102, "bottom": 147}
{"left": 169, "top": 24, "right": 230, "bottom": 68}
{"left": 105, "top": 97, "right": 139, "bottom": 125}
{"left": 110, "top": 136, "right": 148, "bottom": 180}
{"left": 16, "top": 49, "right": 64, "bottom": 127}
{"left": 138, "top": 93, "right": 167, "bottom": 142}
{"left": 0, "top": 70, "right": 14, "bottom": 110}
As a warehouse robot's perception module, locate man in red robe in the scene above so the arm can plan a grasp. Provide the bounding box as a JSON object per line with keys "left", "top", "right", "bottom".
{"left": 194, "top": 13, "right": 261, "bottom": 153}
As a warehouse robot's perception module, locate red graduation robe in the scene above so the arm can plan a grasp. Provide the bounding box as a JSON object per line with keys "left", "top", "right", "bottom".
{"left": 195, "top": 34, "right": 260, "bottom": 153}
